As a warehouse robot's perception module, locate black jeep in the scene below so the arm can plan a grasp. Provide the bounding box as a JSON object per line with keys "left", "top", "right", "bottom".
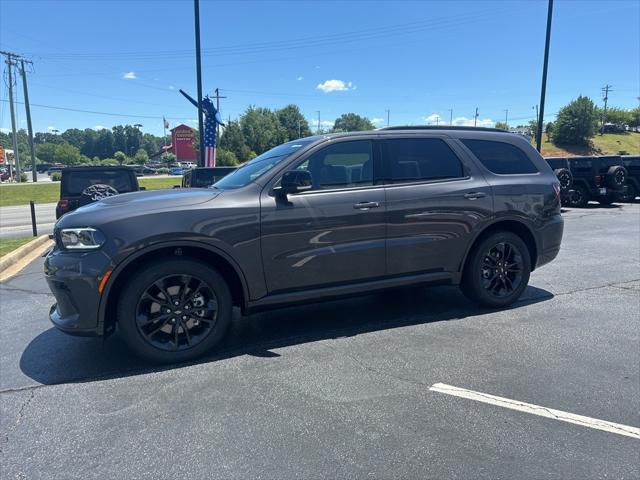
{"left": 181, "top": 166, "right": 237, "bottom": 188}
{"left": 56, "top": 166, "right": 142, "bottom": 218}
{"left": 545, "top": 157, "right": 573, "bottom": 204}
{"left": 566, "top": 156, "right": 627, "bottom": 207}
{"left": 620, "top": 155, "right": 639, "bottom": 202}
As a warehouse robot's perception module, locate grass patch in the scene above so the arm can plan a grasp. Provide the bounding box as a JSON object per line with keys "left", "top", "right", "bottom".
{"left": 0, "top": 175, "right": 180, "bottom": 207}
{"left": 0, "top": 236, "right": 35, "bottom": 257}
{"left": 539, "top": 132, "right": 640, "bottom": 157}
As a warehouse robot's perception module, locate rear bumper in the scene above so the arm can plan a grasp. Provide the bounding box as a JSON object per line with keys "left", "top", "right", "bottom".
{"left": 536, "top": 214, "right": 564, "bottom": 269}
{"left": 587, "top": 186, "right": 627, "bottom": 198}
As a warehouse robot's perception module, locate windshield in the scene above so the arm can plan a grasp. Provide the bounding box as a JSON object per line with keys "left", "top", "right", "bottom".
{"left": 213, "top": 140, "right": 313, "bottom": 189}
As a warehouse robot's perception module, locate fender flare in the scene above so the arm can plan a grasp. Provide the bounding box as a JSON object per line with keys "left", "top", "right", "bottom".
{"left": 97, "top": 239, "right": 251, "bottom": 333}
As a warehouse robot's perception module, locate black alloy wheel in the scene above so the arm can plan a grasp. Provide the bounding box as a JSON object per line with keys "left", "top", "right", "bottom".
{"left": 118, "top": 258, "right": 232, "bottom": 363}
{"left": 568, "top": 185, "right": 588, "bottom": 208}
{"left": 135, "top": 274, "right": 218, "bottom": 351}
{"left": 461, "top": 231, "right": 531, "bottom": 308}
{"left": 480, "top": 242, "right": 524, "bottom": 298}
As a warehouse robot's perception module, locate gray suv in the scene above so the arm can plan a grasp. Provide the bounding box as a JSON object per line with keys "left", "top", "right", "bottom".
{"left": 45, "top": 127, "right": 564, "bottom": 362}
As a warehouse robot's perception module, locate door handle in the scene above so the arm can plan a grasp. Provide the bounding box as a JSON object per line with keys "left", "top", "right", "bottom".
{"left": 353, "top": 201, "right": 380, "bottom": 210}
{"left": 464, "top": 192, "right": 487, "bottom": 200}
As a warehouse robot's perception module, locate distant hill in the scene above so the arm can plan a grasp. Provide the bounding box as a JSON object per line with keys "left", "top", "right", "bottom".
{"left": 538, "top": 132, "right": 640, "bottom": 157}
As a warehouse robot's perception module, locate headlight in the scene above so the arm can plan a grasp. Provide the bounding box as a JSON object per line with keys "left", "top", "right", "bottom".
{"left": 60, "top": 227, "right": 105, "bottom": 250}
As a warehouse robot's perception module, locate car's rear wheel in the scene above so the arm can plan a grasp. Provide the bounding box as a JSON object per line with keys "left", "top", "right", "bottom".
{"left": 461, "top": 231, "right": 531, "bottom": 308}
{"left": 554, "top": 168, "right": 573, "bottom": 191}
{"left": 118, "top": 258, "right": 232, "bottom": 363}
{"left": 567, "top": 185, "right": 588, "bottom": 208}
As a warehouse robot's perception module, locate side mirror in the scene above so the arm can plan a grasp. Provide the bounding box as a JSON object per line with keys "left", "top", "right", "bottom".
{"left": 274, "top": 170, "right": 313, "bottom": 197}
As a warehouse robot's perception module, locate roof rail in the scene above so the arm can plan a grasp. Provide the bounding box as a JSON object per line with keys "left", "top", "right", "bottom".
{"left": 378, "top": 126, "right": 508, "bottom": 133}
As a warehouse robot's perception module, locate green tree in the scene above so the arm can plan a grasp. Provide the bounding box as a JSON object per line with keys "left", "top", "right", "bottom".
{"left": 161, "top": 152, "right": 176, "bottom": 168}
{"left": 599, "top": 107, "right": 633, "bottom": 127}
{"left": 545, "top": 121, "right": 554, "bottom": 141}
{"left": 53, "top": 143, "right": 82, "bottom": 165}
{"left": 134, "top": 148, "right": 149, "bottom": 165}
{"left": 61, "top": 128, "right": 85, "bottom": 149}
{"left": 220, "top": 121, "right": 251, "bottom": 162}
{"left": 553, "top": 96, "right": 598, "bottom": 145}
{"left": 629, "top": 107, "right": 640, "bottom": 131}
{"left": 332, "top": 113, "right": 375, "bottom": 132}
{"left": 241, "top": 107, "right": 287, "bottom": 155}
{"left": 94, "top": 129, "right": 114, "bottom": 158}
{"left": 114, "top": 150, "right": 127, "bottom": 165}
{"left": 216, "top": 149, "right": 238, "bottom": 166}
{"left": 35, "top": 143, "right": 57, "bottom": 164}
{"left": 276, "top": 104, "right": 311, "bottom": 140}
{"left": 494, "top": 121, "right": 509, "bottom": 130}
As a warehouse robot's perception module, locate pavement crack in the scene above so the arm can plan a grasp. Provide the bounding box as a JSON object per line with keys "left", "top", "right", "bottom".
{"left": 0, "top": 389, "right": 36, "bottom": 455}
{"left": 551, "top": 279, "right": 640, "bottom": 298}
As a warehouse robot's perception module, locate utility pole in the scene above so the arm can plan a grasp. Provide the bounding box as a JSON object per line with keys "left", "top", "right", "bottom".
{"left": 474, "top": 107, "right": 479, "bottom": 127}
{"left": 503, "top": 109, "right": 509, "bottom": 128}
{"left": 212, "top": 88, "right": 227, "bottom": 142}
{"left": 448, "top": 108, "right": 453, "bottom": 126}
{"left": 2, "top": 51, "right": 21, "bottom": 182}
{"left": 19, "top": 60, "right": 37, "bottom": 182}
{"left": 536, "top": 0, "right": 554, "bottom": 152}
{"left": 601, "top": 84, "right": 612, "bottom": 134}
{"left": 193, "top": 0, "right": 205, "bottom": 167}
{"left": 316, "top": 111, "right": 321, "bottom": 134}
{"left": 385, "top": 109, "right": 390, "bottom": 127}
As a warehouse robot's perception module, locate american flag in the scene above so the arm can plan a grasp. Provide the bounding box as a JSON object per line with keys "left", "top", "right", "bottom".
{"left": 204, "top": 111, "right": 217, "bottom": 167}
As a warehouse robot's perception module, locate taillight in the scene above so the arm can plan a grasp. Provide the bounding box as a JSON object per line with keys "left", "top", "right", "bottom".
{"left": 594, "top": 175, "right": 602, "bottom": 187}
{"left": 552, "top": 182, "right": 561, "bottom": 200}
{"left": 57, "top": 199, "right": 70, "bottom": 213}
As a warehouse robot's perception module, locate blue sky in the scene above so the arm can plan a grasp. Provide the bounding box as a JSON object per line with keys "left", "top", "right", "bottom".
{"left": 1, "top": 0, "right": 638, "bottom": 136}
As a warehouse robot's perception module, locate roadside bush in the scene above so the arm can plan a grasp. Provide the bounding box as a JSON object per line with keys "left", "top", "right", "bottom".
{"left": 51, "top": 172, "right": 62, "bottom": 181}
{"left": 554, "top": 96, "right": 597, "bottom": 146}
{"left": 157, "top": 167, "right": 169, "bottom": 174}
{"left": 19, "top": 172, "right": 28, "bottom": 182}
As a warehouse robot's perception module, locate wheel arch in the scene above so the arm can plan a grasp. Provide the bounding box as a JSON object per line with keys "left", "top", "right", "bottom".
{"left": 460, "top": 218, "right": 539, "bottom": 277}
{"left": 99, "top": 241, "right": 249, "bottom": 336}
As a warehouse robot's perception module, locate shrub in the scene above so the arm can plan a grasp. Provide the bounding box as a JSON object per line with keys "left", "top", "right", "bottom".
{"left": 19, "top": 172, "right": 28, "bottom": 182}
{"left": 51, "top": 172, "right": 62, "bottom": 181}
{"left": 157, "top": 167, "right": 169, "bottom": 174}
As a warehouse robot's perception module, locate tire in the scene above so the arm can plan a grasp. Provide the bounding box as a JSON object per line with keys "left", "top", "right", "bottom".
{"left": 567, "top": 185, "right": 589, "bottom": 208}
{"left": 619, "top": 183, "right": 638, "bottom": 202}
{"left": 553, "top": 168, "right": 573, "bottom": 191}
{"left": 117, "top": 258, "right": 232, "bottom": 363}
{"left": 605, "top": 166, "right": 626, "bottom": 189}
{"left": 461, "top": 231, "right": 531, "bottom": 308}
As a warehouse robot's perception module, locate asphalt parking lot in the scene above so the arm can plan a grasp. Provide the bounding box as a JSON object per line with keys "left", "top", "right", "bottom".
{"left": 1, "top": 204, "right": 638, "bottom": 479}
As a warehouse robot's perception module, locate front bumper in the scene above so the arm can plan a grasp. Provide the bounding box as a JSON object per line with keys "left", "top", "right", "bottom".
{"left": 45, "top": 247, "right": 114, "bottom": 337}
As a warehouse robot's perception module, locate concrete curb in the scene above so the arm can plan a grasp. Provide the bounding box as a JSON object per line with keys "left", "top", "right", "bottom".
{"left": 0, "top": 235, "right": 51, "bottom": 273}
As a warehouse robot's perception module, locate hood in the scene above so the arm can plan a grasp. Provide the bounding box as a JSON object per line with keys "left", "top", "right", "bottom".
{"left": 57, "top": 188, "right": 220, "bottom": 227}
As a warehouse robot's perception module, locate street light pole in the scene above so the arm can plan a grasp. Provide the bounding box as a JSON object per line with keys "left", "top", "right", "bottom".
{"left": 194, "top": 0, "right": 205, "bottom": 167}
{"left": 536, "top": 0, "right": 554, "bottom": 152}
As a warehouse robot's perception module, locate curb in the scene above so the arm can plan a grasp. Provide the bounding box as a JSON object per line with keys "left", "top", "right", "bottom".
{"left": 0, "top": 235, "right": 51, "bottom": 273}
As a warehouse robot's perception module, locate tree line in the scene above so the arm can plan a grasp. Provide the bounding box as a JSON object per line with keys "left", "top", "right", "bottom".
{"left": 2, "top": 100, "right": 636, "bottom": 167}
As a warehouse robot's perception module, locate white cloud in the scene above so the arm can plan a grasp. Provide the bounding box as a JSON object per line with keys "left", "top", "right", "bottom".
{"left": 0, "top": 127, "right": 10, "bottom": 133}
{"left": 424, "top": 113, "right": 494, "bottom": 127}
{"left": 94, "top": 125, "right": 107, "bottom": 130}
{"left": 123, "top": 71, "right": 137, "bottom": 79}
{"left": 371, "top": 117, "right": 385, "bottom": 126}
{"left": 296, "top": 76, "right": 304, "bottom": 81}
{"left": 168, "top": 85, "right": 175, "bottom": 90}
{"left": 316, "top": 79, "right": 355, "bottom": 93}
{"left": 308, "top": 118, "right": 335, "bottom": 130}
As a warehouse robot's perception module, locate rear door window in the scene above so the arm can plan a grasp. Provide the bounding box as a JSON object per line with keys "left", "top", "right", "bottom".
{"left": 63, "top": 170, "right": 136, "bottom": 195}
{"left": 462, "top": 139, "right": 538, "bottom": 175}
{"left": 382, "top": 138, "right": 464, "bottom": 183}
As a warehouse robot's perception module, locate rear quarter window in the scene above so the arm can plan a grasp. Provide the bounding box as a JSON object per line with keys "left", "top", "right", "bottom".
{"left": 462, "top": 139, "right": 538, "bottom": 175}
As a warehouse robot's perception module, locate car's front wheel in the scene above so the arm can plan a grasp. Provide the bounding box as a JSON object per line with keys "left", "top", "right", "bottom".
{"left": 118, "top": 258, "right": 232, "bottom": 363}
{"left": 461, "top": 231, "right": 531, "bottom": 308}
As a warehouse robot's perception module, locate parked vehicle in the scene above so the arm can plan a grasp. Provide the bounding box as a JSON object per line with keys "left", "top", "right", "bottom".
{"left": 169, "top": 167, "right": 186, "bottom": 175}
{"left": 132, "top": 165, "right": 157, "bottom": 177}
{"left": 181, "top": 167, "right": 237, "bottom": 188}
{"left": 565, "top": 156, "right": 628, "bottom": 207}
{"left": 620, "top": 155, "right": 640, "bottom": 201}
{"left": 0, "top": 167, "right": 16, "bottom": 182}
{"left": 46, "top": 127, "right": 564, "bottom": 362}
{"left": 545, "top": 157, "right": 573, "bottom": 204}
{"left": 55, "top": 166, "right": 141, "bottom": 218}
{"left": 47, "top": 166, "right": 63, "bottom": 176}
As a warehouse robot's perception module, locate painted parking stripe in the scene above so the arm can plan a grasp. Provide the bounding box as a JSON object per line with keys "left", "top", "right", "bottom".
{"left": 429, "top": 383, "right": 639, "bottom": 439}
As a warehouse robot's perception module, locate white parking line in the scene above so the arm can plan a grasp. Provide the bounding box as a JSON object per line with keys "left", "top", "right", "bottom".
{"left": 429, "top": 383, "right": 640, "bottom": 439}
